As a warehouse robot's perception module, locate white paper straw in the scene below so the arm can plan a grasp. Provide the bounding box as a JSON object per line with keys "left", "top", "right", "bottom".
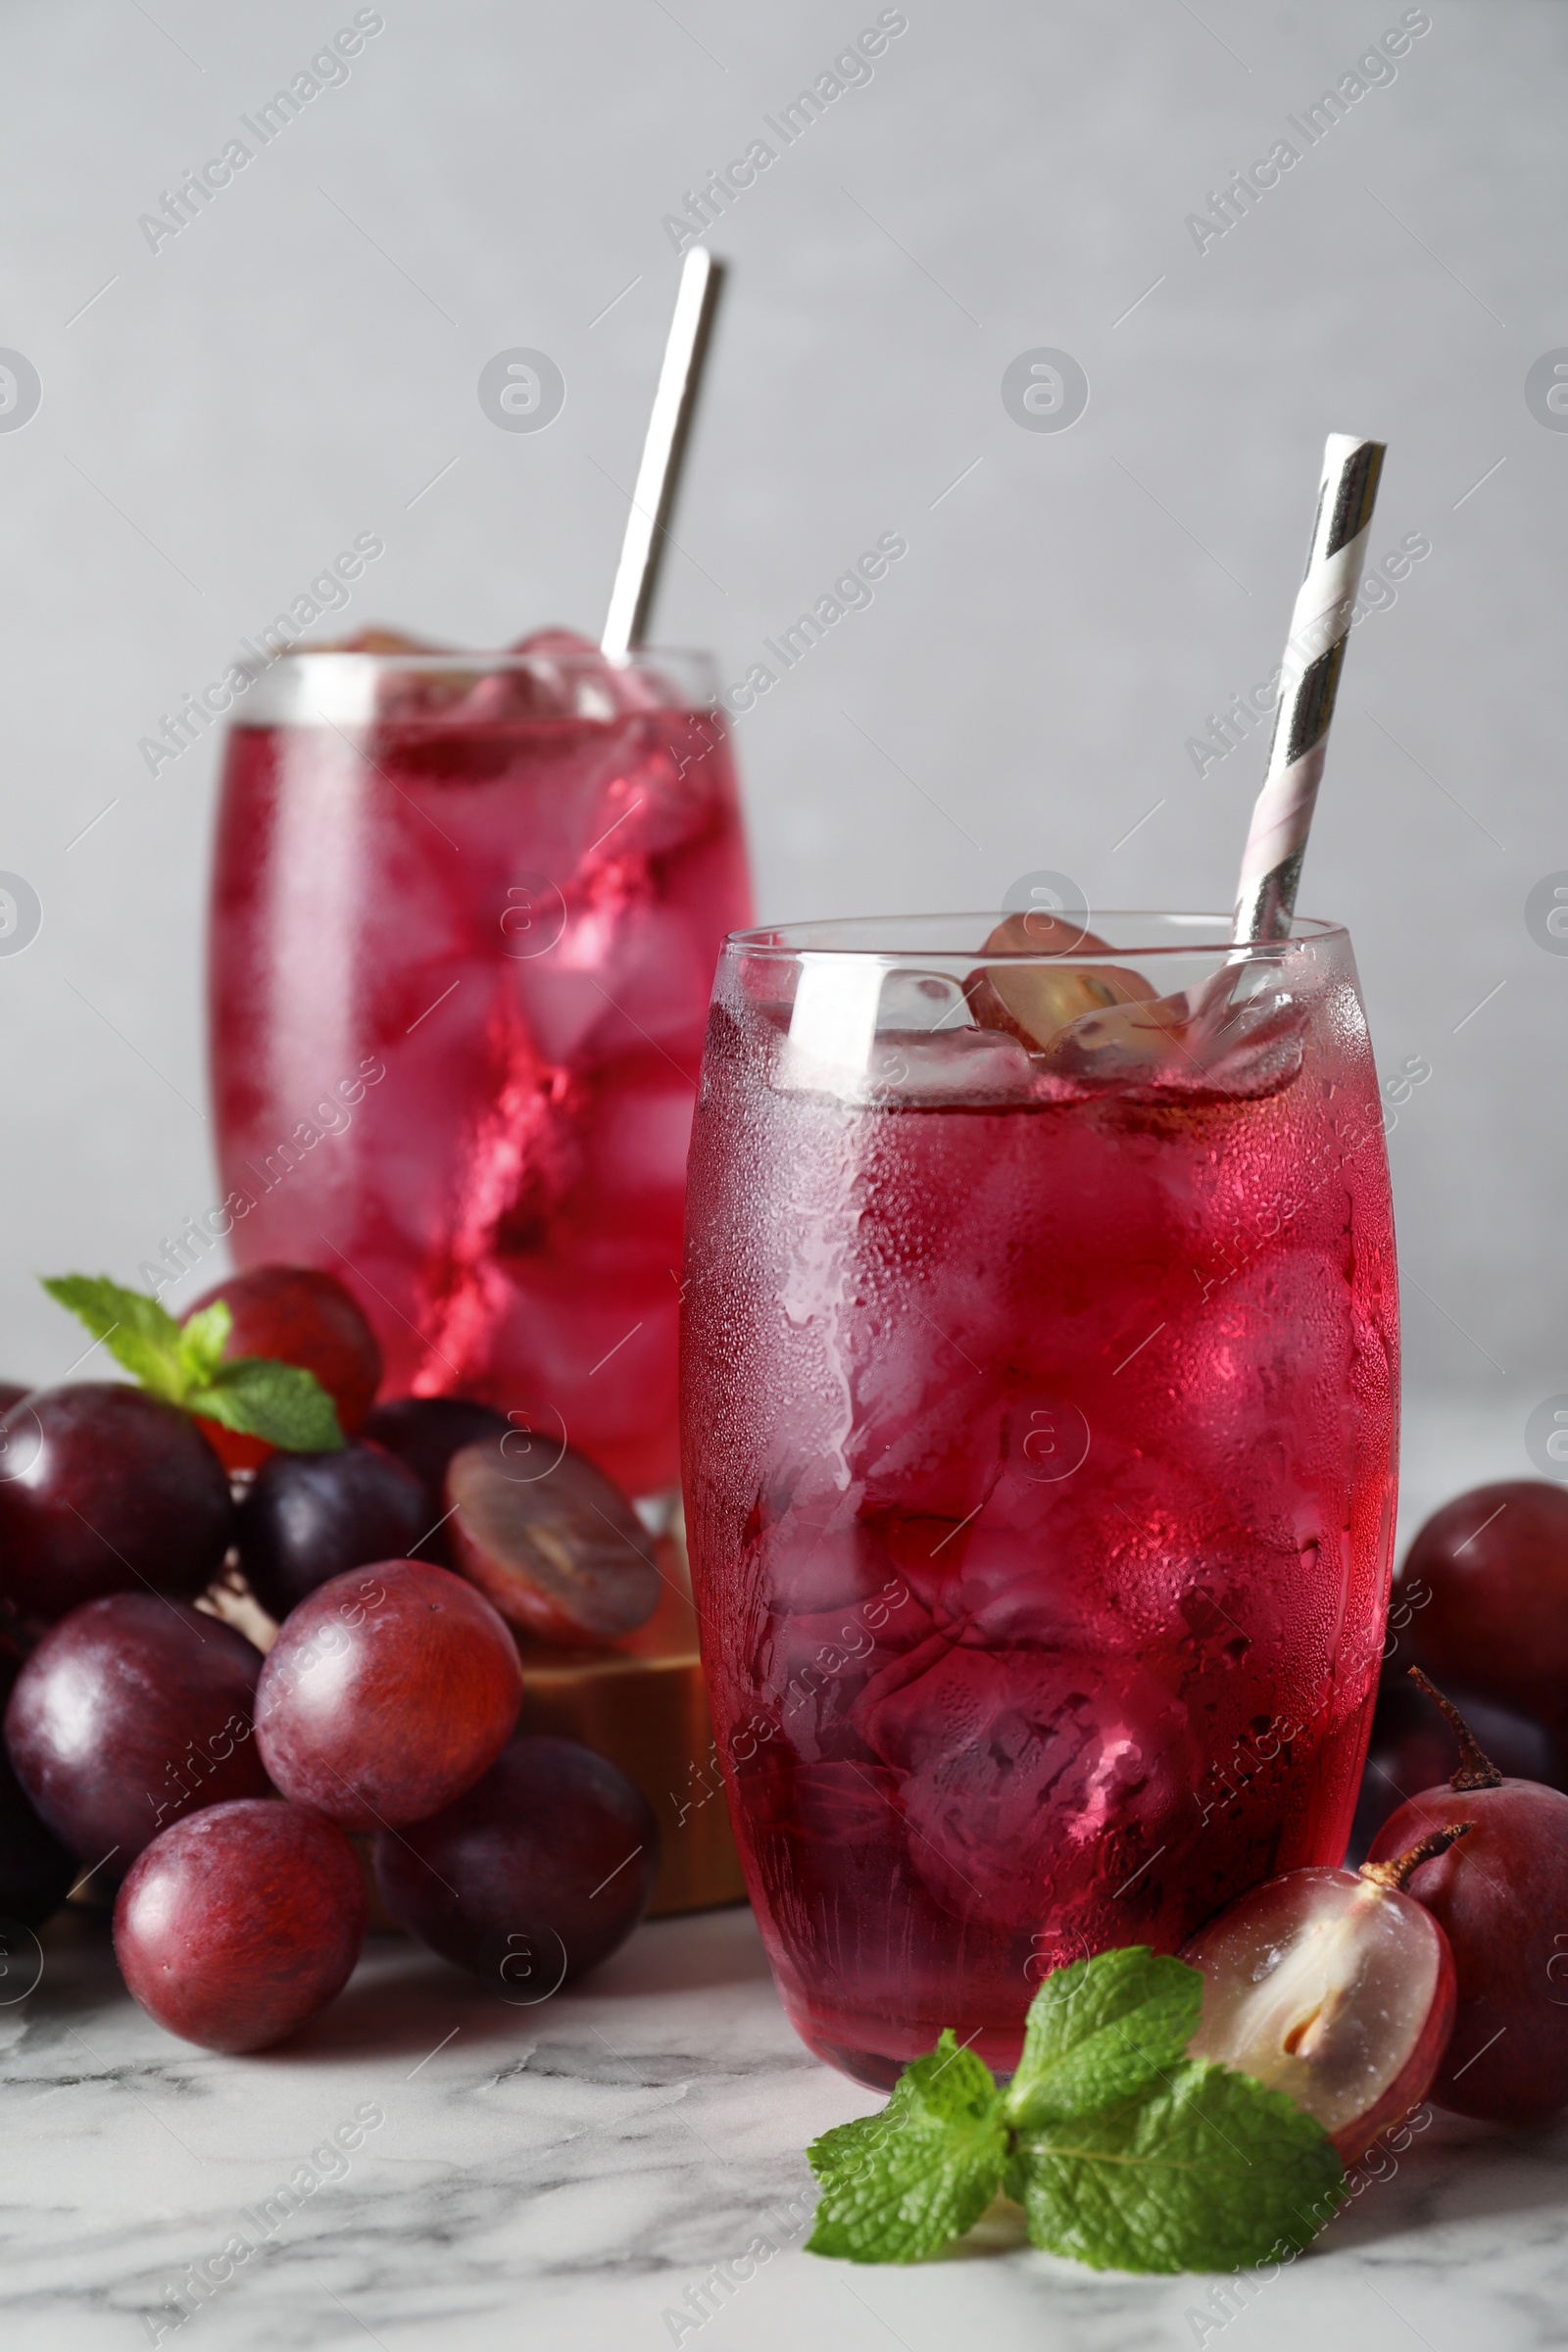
{"left": 601, "top": 247, "right": 726, "bottom": 661}
{"left": 1232, "top": 433, "right": 1386, "bottom": 943}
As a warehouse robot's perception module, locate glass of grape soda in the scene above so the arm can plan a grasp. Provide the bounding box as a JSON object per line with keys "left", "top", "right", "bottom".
{"left": 681, "top": 910, "right": 1398, "bottom": 2087}
{"left": 210, "top": 635, "right": 752, "bottom": 1501}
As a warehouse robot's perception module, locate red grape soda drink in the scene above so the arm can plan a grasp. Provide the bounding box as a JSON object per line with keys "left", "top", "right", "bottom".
{"left": 210, "top": 637, "right": 751, "bottom": 1499}
{"left": 682, "top": 914, "right": 1397, "bottom": 2087}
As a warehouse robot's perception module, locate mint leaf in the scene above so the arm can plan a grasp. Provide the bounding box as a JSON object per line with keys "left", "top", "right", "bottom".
{"left": 806, "top": 2031, "right": 1007, "bottom": 2262}
{"left": 41, "top": 1275, "right": 186, "bottom": 1400}
{"left": 1004, "top": 1946, "right": 1202, "bottom": 2128}
{"left": 1007, "top": 2057, "right": 1346, "bottom": 2275}
{"left": 188, "top": 1357, "right": 345, "bottom": 1452}
{"left": 44, "top": 1273, "right": 345, "bottom": 1454}
{"left": 176, "top": 1298, "right": 232, "bottom": 1389}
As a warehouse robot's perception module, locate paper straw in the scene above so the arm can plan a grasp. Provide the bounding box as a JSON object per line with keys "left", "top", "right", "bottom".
{"left": 601, "top": 247, "right": 726, "bottom": 661}
{"left": 1232, "top": 433, "right": 1386, "bottom": 944}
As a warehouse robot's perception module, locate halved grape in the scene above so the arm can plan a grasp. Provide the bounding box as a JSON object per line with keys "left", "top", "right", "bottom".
{"left": 964, "top": 912, "right": 1155, "bottom": 1054}
{"left": 1180, "top": 1827, "right": 1469, "bottom": 2161}
{"left": 445, "top": 1441, "right": 660, "bottom": 1645}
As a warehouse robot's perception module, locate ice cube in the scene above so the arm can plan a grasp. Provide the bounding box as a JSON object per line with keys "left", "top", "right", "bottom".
{"left": 1043, "top": 956, "right": 1307, "bottom": 1097}
{"left": 746, "top": 1507, "right": 906, "bottom": 1619}
{"left": 876, "top": 1029, "right": 1039, "bottom": 1102}
{"left": 761, "top": 1606, "right": 892, "bottom": 1765}
{"left": 850, "top": 1375, "right": 1006, "bottom": 1531}
{"left": 781, "top": 958, "right": 1042, "bottom": 1102}
{"left": 1041, "top": 989, "right": 1197, "bottom": 1083}
{"left": 781, "top": 1006, "right": 1036, "bottom": 1105}
{"left": 331, "top": 630, "right": 636, "bottom": 728}
{"left": 876, "top": 969, "right": 971, "bottom": 1032}
{"left": 511, "top": 626, "right": 662, "bottom": 718}
{"left": 855, "top": 1644, "right": 1198, "bottom": 1928}
{"left": 581, "top": 725, "right": 737, "bottom": 863}
{"left": 767, "top": 1593, "right": 928, "bottom": 1688}
{"left": 526, "top": 899, "right": 710, "bottom": 1066}
{"left": 1185, "top": 976, "right": 1307, "bottom": 1098}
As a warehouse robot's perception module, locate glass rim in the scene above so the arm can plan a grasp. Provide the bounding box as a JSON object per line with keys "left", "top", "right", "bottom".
{"left": 228, "top": 643, "right": 722, "bottom": 727}
{"left": 724, "top": 911, "right": 1348, "bottom": 960}
{"left": 262, "top": 643, "right": 714, "bottom": 674}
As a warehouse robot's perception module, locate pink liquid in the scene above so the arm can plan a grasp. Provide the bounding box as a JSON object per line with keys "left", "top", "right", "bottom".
{"left": 210, "top": 666, "right": 750, "bottom": 1498}
{"left": 682, "top": 956, "right": 1398, "bottom": 2086}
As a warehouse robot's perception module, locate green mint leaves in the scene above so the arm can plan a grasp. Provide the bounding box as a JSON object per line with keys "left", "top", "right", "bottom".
{"left": 806, "top": 1948, "right": 1346, "bottom": 2275}
{"left": 42, "top": 1275, "right": 344, "bottom": 1452}
{"left": 807, "top": 2033, "right": 1009, "bottom": 2264}
{"left": 182, "top": 1350, "right": 346, "bottom": 1452}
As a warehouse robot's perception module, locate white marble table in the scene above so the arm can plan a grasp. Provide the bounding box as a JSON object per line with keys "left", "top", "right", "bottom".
{"left": 4, "top": 1900, "right": 1566, "bottom": 2352}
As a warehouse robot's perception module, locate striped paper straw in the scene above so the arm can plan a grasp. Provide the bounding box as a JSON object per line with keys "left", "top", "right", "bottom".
{"left": 1232, "top": 433, "right": 1386, "bottom": 944}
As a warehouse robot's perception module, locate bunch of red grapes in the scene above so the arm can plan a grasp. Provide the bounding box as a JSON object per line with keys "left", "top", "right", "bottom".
{"left": 0, "top": 1268, "right": 663, "bottom": 2053}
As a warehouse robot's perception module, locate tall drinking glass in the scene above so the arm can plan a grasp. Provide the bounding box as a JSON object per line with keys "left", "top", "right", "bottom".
{"left": 682, "top": 913, "right": 1398, "bottom": 2086}
{"left": 209, "top": 646, "right": 751, "bottom": 1500}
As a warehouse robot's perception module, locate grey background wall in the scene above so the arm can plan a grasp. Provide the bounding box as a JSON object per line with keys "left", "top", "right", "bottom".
{"left": 0, "top": 0, "right": 1562, "bottom": 1512}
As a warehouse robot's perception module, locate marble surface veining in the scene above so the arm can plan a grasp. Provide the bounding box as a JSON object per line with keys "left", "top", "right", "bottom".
{"left": 3, "top": 1903, "right": 1566, "bottom": 2352}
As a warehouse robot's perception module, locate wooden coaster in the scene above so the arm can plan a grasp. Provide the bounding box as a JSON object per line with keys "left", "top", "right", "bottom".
{"left": 514, "top": 1541, "right": 747, "bottom": 1918}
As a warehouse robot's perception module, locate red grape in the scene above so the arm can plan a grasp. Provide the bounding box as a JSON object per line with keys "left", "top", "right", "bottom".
{"left": 1405, "top": 1481, "right": 1568, "bottom": 1726}
{"left": 445, "top": 1441, "right": 660, "bottom": 1645}
{"left": 183, "top": 1265, "right": 382, "bottom": 1471}
{"left": 114, "top": 1798, "right": 367, "bottom": 2052}
{"left": 253, "top": 1561, "right": 520, "bottom": 1828}
{"left": 359, "top": 1397, "right": 509, "bottom": 1564}
{"left": 1181, "top": 1825, "right": 1469, "bottom": 2161}
{"left": 0, "top": 1383, "right": 28, "bottom": 1414}
{"left": 0, "top": 1385, "right": 234, "bottom": 1622}
{"left": 237, "top": 1444, "right": 428, "bottom": 1622}
{"left": 0, "top": 1655, "right": 75, "bottom": 1927}
{"left": 374, "top": 1733, "right": 659, "bottom": 1990}
{"left": 1368, "top": 1672, "right": 1568, "bottom": 2125}
{"left": 1348, "top": 1670, "right": 1563, "bottom": 1867}
{"left": 4, "top": 1594, "right": 269, "bottom": 1874}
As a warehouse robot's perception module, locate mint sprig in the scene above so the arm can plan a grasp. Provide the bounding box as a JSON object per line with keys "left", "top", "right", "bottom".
{"left": 806, "top": 1948, "right": 1346, "bottom": 2274}
{"left": 42, "top": 1274, "right": 344, "bottom": 1452}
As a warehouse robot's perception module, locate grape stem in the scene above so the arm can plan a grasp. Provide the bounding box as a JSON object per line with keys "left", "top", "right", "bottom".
{"left": 1358, "top": 1819, "right": 1473, "bottom": 1891}
{"left": 1406, "top": 1665, "right": 1505, "bottom": 1790}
